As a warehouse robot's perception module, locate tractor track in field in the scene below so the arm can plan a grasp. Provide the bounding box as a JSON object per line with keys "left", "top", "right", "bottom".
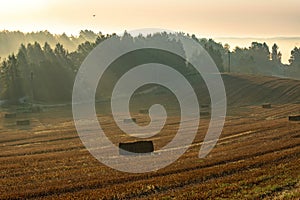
{"left": 23, "top": 145, "right": 300, "bottom": 199}
{"left": 0, "top": 119, "right": 293, "bottom": 158}
{"left": 2, "top": 138, "right": 299, "bottom": 200}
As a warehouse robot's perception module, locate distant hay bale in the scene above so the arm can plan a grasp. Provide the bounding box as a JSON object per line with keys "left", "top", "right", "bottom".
{"left": 155, "top": 91, "right": 166, "bottom": 96}
{"left": 16, "top": 106, "right": 32, "bottom": 113}
{"left": 123, "top": 118, "right": 137, "bottom": 123}
{"left": 289, "top": 115, "right": 300, "bottom": 121}
{"left": 4, "top": 113, "right": 16, "bottom": 118}
{"left": 16, "top": 105, "right": 42, "bottom": 113}
{"left": 200, "top": 111, "right": 210, "bottom": 116}
{"left": 119, "top": 141, "right": 154, "bottom": 155}
{"left": 139, "top": 109, "right": 149, "bottom": 114}
{"left": 31, "top": 106, "right": 41, "bottom": 113}
{"left": 16, "top": 120, "right": 30, "bottom": 126}
{"left": 200, "top": 104, "right": 210, "bottom": 109}
{"left": 262, "top": 103, "right": 272, "bottom": 108}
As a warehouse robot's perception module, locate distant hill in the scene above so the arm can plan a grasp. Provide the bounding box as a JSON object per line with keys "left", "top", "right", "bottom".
{"left": 133, "top": 73, "right": 300, "bottom": 109}
{"left": 2, "top": 71, "right": 299, "bottom": 108}
{"left": 0, "top": 30, "right": 101, "bottom": 60}
{"left": 221, "top": 73, "right": 300, "bottom": 105}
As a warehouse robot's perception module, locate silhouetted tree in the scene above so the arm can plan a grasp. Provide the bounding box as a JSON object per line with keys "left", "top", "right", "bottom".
{"left": 4, "top": 54, "right": 24, "bottom": 103}
{"left": 289, "top": 47, "right": 300, "bottom": 67}
{"left": 1, "top": 30, "right": 300, "bottom": 104}
{"left": 271, "top": 43, "right": 282, "bottom": 63}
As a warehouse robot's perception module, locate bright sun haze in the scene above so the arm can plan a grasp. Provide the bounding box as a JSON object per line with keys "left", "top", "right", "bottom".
{"left": 0, "top": 0, "right": 299, "bottom": 37}
{"left": 0, "top": 0, "right": 299, "bottom": 63}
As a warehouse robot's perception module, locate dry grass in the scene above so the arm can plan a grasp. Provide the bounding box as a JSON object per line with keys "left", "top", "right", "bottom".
{"left": 0, "top": 103, "right": 299, "bottom": 199}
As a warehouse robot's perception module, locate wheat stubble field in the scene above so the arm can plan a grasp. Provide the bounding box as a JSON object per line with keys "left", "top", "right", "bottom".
{"left": 0, "top": 74, "right": 300, "bottom": 199}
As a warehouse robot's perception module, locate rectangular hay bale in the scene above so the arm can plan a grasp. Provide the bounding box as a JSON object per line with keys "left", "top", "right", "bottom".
{"left": 119, "top": 141, "right": 154, "bottom": 155}
{"left": 200, "top": 104, "right": 210, "bottom": 109}
{"left": 31, "top": 106, "right": 41, "bottom": 113}
{"left": 155, "top": 91, "right": 166, "bottom": 95}
{"left": 139, "top": 109, "right": 149, "bottom": 114}
{"left": 262, "top": 103, "right": 272, "bottom": 108}
{"left": 16, "top": 120, "right": 30, "bottom": 126}
{"left": 200, "top": 111, "right": 210, "bottom": 116}
{"left": 289, "top": 115, "right": 300, "bottom": 121}
{"left": 4, "top": 113, "right": 16, "bottom": 118}
{"left": 123, "top": 118, "right": 137, "bottom": 123}
{"left": 16, "top": 107, "right": 32, "bottom": 113}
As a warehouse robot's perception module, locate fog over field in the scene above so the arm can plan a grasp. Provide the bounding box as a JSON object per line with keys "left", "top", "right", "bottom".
{"left": 0, "top": 0, "right": 299, "bottom": 199}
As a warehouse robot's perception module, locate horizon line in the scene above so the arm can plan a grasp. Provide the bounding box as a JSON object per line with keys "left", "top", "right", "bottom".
{"left": 1, "top": 28, "right": 300, "bottom": 40}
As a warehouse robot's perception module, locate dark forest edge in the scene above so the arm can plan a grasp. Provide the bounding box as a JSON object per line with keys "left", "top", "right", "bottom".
{"left": 0, "top": 30, "right": 299, "bottom": 105}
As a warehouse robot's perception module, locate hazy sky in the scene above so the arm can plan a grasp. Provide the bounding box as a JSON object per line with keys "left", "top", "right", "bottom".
{"left": 0, "top": 0, "right": 299, "bottom": 37}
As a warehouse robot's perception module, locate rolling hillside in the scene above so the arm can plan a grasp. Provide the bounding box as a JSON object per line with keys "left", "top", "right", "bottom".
{"left": 132, "top": 73, "right": 300, "bottom": 110}
{"left": 221, "top": 73, "right": 300, "bottom": 106}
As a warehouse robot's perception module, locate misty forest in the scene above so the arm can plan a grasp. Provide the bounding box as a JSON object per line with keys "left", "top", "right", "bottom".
{"left": 0, "top": 30, "right": 300, "bottom": 104}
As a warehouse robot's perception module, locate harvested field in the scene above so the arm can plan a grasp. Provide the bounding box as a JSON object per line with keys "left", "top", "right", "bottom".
{"left": 0, "top": 74, "right": 300, "bottom": 199}
{"left": 0, "top": 103, "right": 299, "bottom": 199}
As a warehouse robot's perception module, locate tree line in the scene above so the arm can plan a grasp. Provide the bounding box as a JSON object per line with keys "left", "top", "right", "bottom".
{"left": 0, "top": 31, "right": 299, "bottom": 104}
{"left": 0, "top": 30, "right": 101, "bottom": 60}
